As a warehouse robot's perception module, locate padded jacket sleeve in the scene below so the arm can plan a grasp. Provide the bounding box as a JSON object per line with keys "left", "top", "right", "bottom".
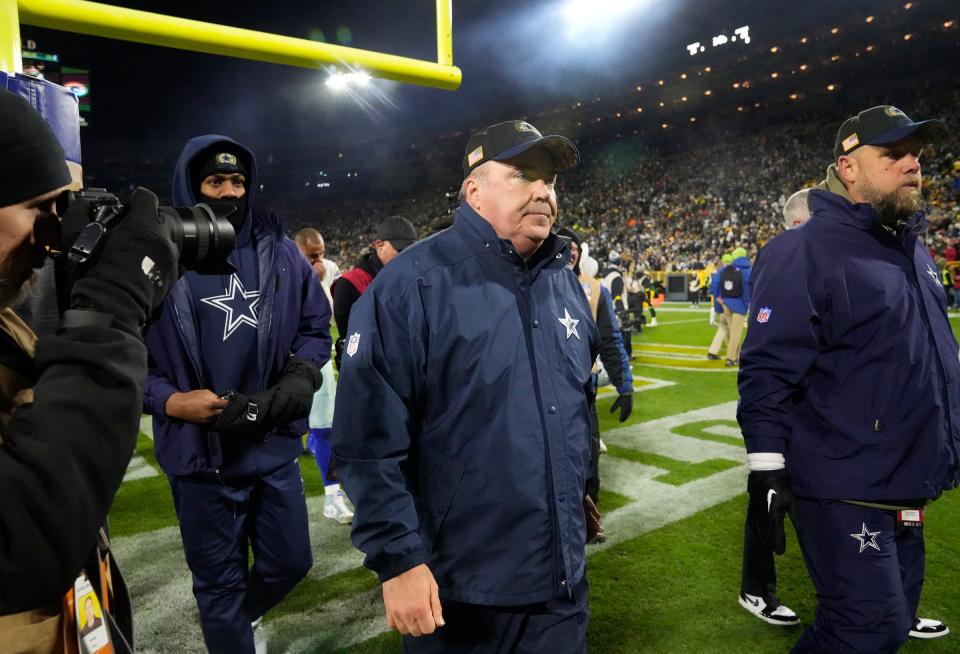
{"left": 0, "top": 321, "right": 146, "bottom": 613}
{"left": 737, "top": 233, "right": 821, "bottom": 455}
{"left": 597, "top": 286, "right": 633, "bottom": 394}
{"left": 330, "top": 280, "right": 428, "bottom": 582}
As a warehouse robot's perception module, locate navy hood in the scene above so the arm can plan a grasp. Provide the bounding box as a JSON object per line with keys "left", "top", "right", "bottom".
{"left": 172, "top": 134, "right": 257, "bottom": 206}
{"left": 172, "top": 135, "right": 258, "bottom": 247}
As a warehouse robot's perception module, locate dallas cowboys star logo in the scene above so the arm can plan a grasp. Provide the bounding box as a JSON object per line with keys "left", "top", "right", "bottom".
{"left": 558, "top": 308, "right": 581, "bottom": 340}
{"left": 850, "top": 522, "right": 881, "bottom": 553}
{"left": 200, "top": 274, "right": 260, "bottom": 341}
{"left": 926, "top": 264, "right": 942, "bottom": 286}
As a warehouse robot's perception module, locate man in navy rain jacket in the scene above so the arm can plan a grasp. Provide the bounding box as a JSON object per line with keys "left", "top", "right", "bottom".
{"left": 331, "top": 120, "right": 599, "bottom": 652}
{"left": 143, "top": 135, "right": 331, "bottom": 654}
{"left": 738, "top": 106, "right": 958, "bottom": 653}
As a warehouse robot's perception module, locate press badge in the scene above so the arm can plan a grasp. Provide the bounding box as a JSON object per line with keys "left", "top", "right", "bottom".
{"left": 897, "top": 508, "right": 924, "bottom": 528}
{"left": 73, "top": 572, "right": 113, "bottom": 653}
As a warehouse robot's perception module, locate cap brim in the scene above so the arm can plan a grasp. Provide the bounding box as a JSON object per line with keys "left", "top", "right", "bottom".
{"left": 866, "top": 119, "right": 948, "bottom": 147}
{"left": 492, "top": 135, "right": 580, "bottom": 173}
{"left": 389, "top": 239, "right": 414, "bottom": 252}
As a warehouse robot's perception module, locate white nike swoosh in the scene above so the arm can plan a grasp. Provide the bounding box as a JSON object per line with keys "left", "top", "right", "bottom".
{"left": 767, "top": 489, "right": 777, "bottom": 512}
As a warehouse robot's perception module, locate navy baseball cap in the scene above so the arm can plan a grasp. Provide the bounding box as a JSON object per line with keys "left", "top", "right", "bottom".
{"left": 462, "top": 120, "right": 579, "bottom": 178}
{"left": 834, "top": 105, "right": 947, "bottom": 159}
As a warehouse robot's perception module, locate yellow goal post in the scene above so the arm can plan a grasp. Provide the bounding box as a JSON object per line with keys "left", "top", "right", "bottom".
{"left": 1, "top": 0, "right": 461, "bottom": 90}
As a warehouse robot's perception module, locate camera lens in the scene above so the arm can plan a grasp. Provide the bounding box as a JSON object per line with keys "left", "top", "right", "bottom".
{"left": 160, "top": 204, "right": 236, "bottom": 274}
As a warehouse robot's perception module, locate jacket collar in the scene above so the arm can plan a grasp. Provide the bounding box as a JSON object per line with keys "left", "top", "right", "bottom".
{"left": 808, "top": 188, "right": 928, "bottom": 246}
{"left": 452, "top": 203, "right": 568, "bottom": 273}
{"left": 816, "top": 164, "right": 854, "bottom": 203}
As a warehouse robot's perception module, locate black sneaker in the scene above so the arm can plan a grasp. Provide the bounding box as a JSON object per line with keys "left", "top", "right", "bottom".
{"left": 738, "top": 592, "right": 800, "bottom": 626}
{"left": 707, "top": 353, "right": 721, "bottom": 360}
{"left": 725, "top": 359, "right": 739, "bottom": 367}
{"left": 910, "top": 618, "right": 949, "bottom": 639}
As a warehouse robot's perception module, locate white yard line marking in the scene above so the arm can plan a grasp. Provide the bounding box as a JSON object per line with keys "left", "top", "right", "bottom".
{"left": 122, "top": 455, "right": 159, "bottom": 482}
{"left": 596, "top": 375, "right": 676, "bottom": 398}
{"left": 649, "top": 317, "right": 714, "bottom": 326}
{"left": 633, "top": 362, "right": 739, "bottom": 373}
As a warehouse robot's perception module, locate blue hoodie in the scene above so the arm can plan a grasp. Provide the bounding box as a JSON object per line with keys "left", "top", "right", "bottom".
{"left": 143, "top": 135, "right": 332, "bottom": 478}
{"left": 721, "top": 257, "right": 751, "bottom": 315}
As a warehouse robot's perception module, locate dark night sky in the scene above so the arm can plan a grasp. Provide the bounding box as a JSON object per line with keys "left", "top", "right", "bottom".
{"left": 19, "top": 0, "right": 959, "bottom": 178}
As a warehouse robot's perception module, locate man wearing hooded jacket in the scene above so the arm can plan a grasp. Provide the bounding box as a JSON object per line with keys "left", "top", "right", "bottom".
{"left": 738, "top": 106, "right": 959, "bottom": 652}
{"left": 143, "top": 135, "right": 331, "bottom": 654}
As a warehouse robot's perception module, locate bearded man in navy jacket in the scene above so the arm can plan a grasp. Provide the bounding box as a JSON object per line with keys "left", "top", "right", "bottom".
{"left": 143, "top": 136, "right": 331, "bottom": 654}
{"left": 738, "top": 106, "right": 958, "bottom": 653}
{"left": 332, "top": 121, "right": 599, "bottom": 652}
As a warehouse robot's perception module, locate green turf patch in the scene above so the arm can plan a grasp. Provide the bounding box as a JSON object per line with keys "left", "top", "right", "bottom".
{"left": 671, "top": 419, "right": 743, "bottom": 447}
{"left": 109, "top": 305, "right": 960, "bottom": 652}
{"left": 107, "top": 433, "right": 177, "bottom": 538}
{"left": 300, "top": 449, "right": 332, "bottom": 497}
{"left": 597, "top": 487, "right": 633, "bottom": 512}
{"left": 588, "top": 490, "right": 960, "bottom": 654}
{"left": 343, "top": 630, "right": 400, "bottom": 653}
{"left": 605, "top": 444, "right": 740, "bottom": 485}
{"left": 268, "top": 566, "right": 380, "bottom": 622}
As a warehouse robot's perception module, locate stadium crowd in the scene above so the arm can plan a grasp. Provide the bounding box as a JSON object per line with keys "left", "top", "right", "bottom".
{"left": 289, "top": 93, "right": 960, "bottom": 278}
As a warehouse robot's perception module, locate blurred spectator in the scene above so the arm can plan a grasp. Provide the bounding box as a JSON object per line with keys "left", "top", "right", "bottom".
{"left": 330, "top": 216, "right": 417, "bottom": 369}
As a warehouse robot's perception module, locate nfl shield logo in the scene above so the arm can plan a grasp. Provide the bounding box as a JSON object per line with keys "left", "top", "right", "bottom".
{"left": 757, "top": 307, "right": 772, "bottom": 324}
{"left": 347, "top": 332, "right": 361, "bottom": 357}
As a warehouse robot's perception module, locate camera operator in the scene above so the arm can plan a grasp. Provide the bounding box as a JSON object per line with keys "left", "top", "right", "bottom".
{"left": 0, "top": 89, "right": 178, "bottom": 648}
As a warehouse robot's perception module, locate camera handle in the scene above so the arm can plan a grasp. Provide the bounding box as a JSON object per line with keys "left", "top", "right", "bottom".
{"left": 54, "top": 204, "right": 124, "bottom": 318}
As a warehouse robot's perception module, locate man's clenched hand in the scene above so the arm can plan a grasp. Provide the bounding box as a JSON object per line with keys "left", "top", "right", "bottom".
{"left": 382, "top": 564, "right": 445, "bottom": 637}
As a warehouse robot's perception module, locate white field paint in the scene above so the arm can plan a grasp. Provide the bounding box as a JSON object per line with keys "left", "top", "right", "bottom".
{"left": 115, "top": 402, "right": 745, "bottom": 652}
{"left": 122, "top": 454, "right": 158, "bottom": 482}
{"left": 596, "top": 375, "right": 676, "bottom": 398}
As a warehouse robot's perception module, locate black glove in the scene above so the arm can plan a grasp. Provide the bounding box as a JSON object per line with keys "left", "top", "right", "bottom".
{"left": 68, "top": 187, "right": 180, "bottom": 333}
{"left": 215, "top": 356, "right": 321, "bottom": 434}
{"left": 213, "top": 391, "right": 260, "bottom": 433}
{"left": 610, "top": 392, "right": 633, "bottom": 422}
{"left": 747, "top": 469, "right": 792, "bottom": 556}
{"left": 334, "top": 337, "right": 344, "bottom": 371}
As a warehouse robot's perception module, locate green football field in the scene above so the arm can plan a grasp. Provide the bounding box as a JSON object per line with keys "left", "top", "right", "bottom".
{"left": 111, "top": 305, "right": 960, "bottom": 653}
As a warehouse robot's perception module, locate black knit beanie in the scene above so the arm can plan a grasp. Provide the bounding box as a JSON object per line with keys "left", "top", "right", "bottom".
{"left": 0, "top": 88, "right": 71, "bottom": 207}
{"left": 190, "top": 144, "right": 249, "bottom": 197}
{"left": 555, "top": 226, "right": 583, "bottom": 275}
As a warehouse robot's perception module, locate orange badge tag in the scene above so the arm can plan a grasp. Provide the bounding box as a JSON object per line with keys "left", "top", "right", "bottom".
{"left": 74, "top": 572, "right": 113, "bottom": 654}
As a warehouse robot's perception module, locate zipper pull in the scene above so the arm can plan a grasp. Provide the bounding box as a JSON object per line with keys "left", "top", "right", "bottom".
{"left": 874, "top": 418, "right": 881, "bottom": 432}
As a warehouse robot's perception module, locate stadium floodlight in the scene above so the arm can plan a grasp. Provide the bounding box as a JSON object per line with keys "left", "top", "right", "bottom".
{"left": 325, "top": 70, "right": 373, "bottom": 92}
{"left": 561, "top": 0, "right": 652, "bottom": 37}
